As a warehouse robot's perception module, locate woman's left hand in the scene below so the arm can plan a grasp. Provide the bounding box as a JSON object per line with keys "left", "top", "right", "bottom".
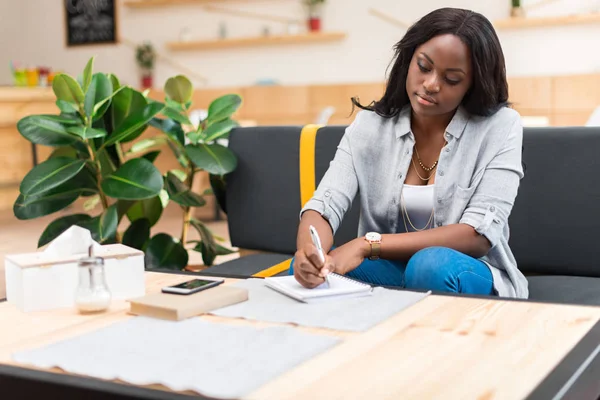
{"left": 328, "top": 238, "right": 368, "bottom": 275}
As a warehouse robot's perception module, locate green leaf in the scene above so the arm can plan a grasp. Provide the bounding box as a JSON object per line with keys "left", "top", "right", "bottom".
{"left": 20, "top": 157, "right": 86, "bottom": 196}
{"left": 159, "top": 189, "right": 170, "bottom": 208}
{"left": 37, "top": 214, "right": 93, "bottom": 248}
{"left": 190, "top": 220, "right": 216, "bottom": 255}
{"left": 111, "top": 87, "right": 147, "bottom": 130}
{"left": 170, "top": 169, "right": 187, "bottom": 182}
{"left": 44, "top": 114, "right": 81, "bottom": 125}
{"left": 149, "top": 117, "right": 185, "bottom": 145}
{"left": 67, "top": 126, "right": 107, "bottom": 140}
{"left": 192, "top": 241, "right": 236, "bottom": 266}
{"left": 116, "top": 199, "right": 135, "bottom": 221}
{"left": 144, "top": 233, "right": 189, "bottom": 270}
{"left": 203, "top": 118, "right": 238, "bottom": 142}
{"left": 82, "top": 56, "right": 94, "bottom": 93}
{"left": 187, "top": 131, "right": 202, "bottom": 145}
{"left": 52, "top": 74, "right": 84, "bottom": 105}
{"left": 165, "top": 172, "right": 206, "bottom": 207}
{"left": 126, "top": 195, "right": 163, "bottom": 227}
{"left": 13, "top": 177, "right": 95, "bottom": 220}
{"left": 96, "top": 148, "right": 117, "bottom": 178}
{"left": 78, "top": 205, "right": 118, "bottom": 244}
{"left": 209, "top": 173, "right": 227, "bottom": 214}
{"left": 186, "top": 143, "right": 238, "bottom": 175}
{"left": 104, "top": 102, "right": 164, "bottom": 146}
{"left": 17, "top": 115, "right": 81, "bottom": 147}
{"left": 84, "top": 73, "right": 112, "bottom": 119}
{"left": 108, "top": 73, "right": 120, "bottom": 90}
{"left": 127, "top": 137, "right": 168, "bottom": 155}
{"left": 207, "top": 94, "right": 242, "bottom": 124}
{"left": 142, "top": 150, "right": 161, "bottom": 164}
{"left": 162, "top": 106, "right": 192, "bottom": 126}
{"left": 164, "top": 75, "right": 193, "bottom": 104}
{"left": 165, "top": 98, "right": 185, "bottom": 112}
{"left": 49, "top": 146, "right": 78, "bottom": 159}
{"left": 102, "top": 158, "right": 163, "bottom": 200}
{"left": 56, "top": 100, "right": 79, "bottom": 114}
{"left": 122, "top": 218, "right": 151, "bottom": 251}
{"left": 83, "top": 195, "right": 101, "bottom": 212}
{"left": 93, "top": 85, "right": 126, "bottom": 118}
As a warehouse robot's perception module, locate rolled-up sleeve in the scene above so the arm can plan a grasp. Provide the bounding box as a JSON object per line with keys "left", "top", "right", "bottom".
{"left": 300, "top": 121, "right": 359, "bottom": 234}
{"left": 460, "top": 117, "right": 524, "bottom": 248}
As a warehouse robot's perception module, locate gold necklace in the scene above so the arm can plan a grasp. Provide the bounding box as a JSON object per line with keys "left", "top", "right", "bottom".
{"left": 414, "top": 146, "right": 438, "bottom": 172}
{"left": 400, "top": 190, "right": 434, "bottom": 232}
{"left": 411, "top": 157, "right": 436, "bottom": 182}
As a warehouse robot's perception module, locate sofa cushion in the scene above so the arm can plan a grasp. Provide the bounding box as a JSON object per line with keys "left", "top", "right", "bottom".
{"left": 527, "top": 275, "right": 600, "bottom": 305}
{"left": 226, "top": 126, "right": 362, "bottom": 255}
{"left": 227, "top": 127, "right": 303, "bottom": 254}
{"left": 509, "top": 127, "right": 600, "bottom": 277}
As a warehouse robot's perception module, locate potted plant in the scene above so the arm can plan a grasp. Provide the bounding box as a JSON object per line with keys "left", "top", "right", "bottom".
{"left": 304, "top": 0, "right": 326, "bottom": 32}
{"left": 133, "top": 75, "right": 243, "bottom": 269}
{"left": 136, "top": 42, "right": 155, "bottom": 90}
{"left": 511, "top": 0, "right": 525, "bottom": 18}
{"left": 14, "top": 56, "right": 241, "bottom": 271}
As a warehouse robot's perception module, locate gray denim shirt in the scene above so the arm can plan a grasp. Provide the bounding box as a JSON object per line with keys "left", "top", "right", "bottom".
{"left": 301, "top": 105, "right": 527, "bottom": 298}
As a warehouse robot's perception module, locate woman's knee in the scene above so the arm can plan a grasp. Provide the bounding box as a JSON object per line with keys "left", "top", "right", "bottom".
{"left": 403, "top": 247, "right": 456, "bottom": 289}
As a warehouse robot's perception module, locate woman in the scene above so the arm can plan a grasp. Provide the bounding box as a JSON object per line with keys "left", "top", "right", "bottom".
{"left": 290, "top": 7, "right": 528, "bottom": 298}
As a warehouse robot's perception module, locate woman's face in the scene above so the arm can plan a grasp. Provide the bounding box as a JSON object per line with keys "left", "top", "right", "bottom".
{"left": 405, "top": 34, "right": 473, "bottom": 118}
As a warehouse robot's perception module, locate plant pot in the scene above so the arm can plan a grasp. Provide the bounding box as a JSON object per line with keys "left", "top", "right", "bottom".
{"left": 510, "top": 6, "right": 525, "bottom": 18}
{"left": 308, "top": 17, "right": 321, "bottom": 32}
{"left": 141, "top": 74, "right": 153, "bottom": 90}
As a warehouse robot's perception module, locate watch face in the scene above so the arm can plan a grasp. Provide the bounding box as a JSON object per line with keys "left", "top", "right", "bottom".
{"left": 365, "top": 232, "right": 381, "bottom": 242}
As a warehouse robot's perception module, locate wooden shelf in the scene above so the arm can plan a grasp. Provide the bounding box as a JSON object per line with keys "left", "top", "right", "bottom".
{"left": 125, "top": 0, "right": 256, "bottom": 7}
{"left": 494, "top": 12, "right": 600, "bottom": 29}
{"left": 166, "top": 32, "right": 347, "bottom": 51}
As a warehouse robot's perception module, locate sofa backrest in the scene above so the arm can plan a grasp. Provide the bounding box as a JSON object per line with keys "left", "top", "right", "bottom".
{"left": 226, "top": 124, "right": 600, "bottom": 278}
{"left": 508, "top": 127, "right": 600, "bottom": 277}
{"left": 225, "top": 126, "right": 359, "bottom": 255}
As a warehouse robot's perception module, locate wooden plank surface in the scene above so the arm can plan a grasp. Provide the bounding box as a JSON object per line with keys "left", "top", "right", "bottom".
{"left": 249, "top": 297, "right": 600, "bottom": 400}
{"left": 494, "top": 13, "right": 600, "bottom": 29}
{"left": 166, "top": 32, "right": 347, "bottom": 51}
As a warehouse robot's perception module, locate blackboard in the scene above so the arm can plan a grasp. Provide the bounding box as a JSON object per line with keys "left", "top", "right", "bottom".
{"left": 64, "top": 0, "right": 118, "bottom": 47}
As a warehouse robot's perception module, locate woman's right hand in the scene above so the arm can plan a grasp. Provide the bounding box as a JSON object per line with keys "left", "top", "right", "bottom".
{"left": 293, "top": 243, "right": 335, "bottom": 289}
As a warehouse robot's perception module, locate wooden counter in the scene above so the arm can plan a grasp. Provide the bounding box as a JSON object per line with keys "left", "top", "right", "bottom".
{"left": 0, "top": 87, "right": 57, "bottom": 211}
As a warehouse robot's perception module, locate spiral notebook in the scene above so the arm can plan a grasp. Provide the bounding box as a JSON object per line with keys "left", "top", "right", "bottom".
{"left": 264, "top": 274, "right": 373, "bottom": 303}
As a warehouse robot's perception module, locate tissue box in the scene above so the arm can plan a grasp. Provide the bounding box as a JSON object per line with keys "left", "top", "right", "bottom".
{"left": 5, "top": 243, "right": 146, "bottom": 312}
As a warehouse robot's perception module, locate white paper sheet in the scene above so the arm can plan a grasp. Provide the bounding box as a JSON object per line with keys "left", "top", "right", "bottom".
{"left": 12, "top": 317, "right": 340, "bottom": 399}
{"left": 212, "top": 279, "right": 430, "bottom": 332}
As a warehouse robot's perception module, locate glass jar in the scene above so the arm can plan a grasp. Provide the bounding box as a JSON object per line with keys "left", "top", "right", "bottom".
{"left": 75, "top": 256, "right": 111, "bottom": 314}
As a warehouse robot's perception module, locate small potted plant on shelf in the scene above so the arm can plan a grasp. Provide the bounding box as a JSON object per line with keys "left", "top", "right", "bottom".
{"left": 511, "top": 0, "right": 525, "bottom": 18}
{"left": 136, "top": 42, "right": 155, "bottom": 90}
{"left": 304, "top": 0, "right": 326, "bottom": 32}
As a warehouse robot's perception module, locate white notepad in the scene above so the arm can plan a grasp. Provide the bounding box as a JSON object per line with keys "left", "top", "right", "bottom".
{"left": 265, "top": 274, "right": 373, "bottom": 303}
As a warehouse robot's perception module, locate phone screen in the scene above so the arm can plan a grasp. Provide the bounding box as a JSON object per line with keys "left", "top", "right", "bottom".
{"left": 170, "top": 279, "right": 218, "bottom": 290}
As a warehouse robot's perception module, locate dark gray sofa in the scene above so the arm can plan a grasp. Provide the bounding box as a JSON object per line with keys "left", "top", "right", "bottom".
{"left": 209, "top": 124, "right": 600, "bottom": 305}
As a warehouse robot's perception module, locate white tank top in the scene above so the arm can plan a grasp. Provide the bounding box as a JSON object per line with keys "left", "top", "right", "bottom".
{"left": 398, "top": 184, "right": 435, "bottom": 232}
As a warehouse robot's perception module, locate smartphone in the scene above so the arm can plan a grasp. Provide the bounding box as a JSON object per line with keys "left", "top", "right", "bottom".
{"left": 161, "top": 278, "right": 224, "bottom": 295}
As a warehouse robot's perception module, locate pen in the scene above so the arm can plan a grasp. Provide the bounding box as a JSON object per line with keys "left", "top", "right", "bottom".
{"left": 309, "top": 225, "right": 330, "bottom": 287}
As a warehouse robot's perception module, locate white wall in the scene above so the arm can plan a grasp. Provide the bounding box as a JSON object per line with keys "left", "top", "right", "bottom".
{"left": 2, "top": 0, "right": 600, "bottom": 88}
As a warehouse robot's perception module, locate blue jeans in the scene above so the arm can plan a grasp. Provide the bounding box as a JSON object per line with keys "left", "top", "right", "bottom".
{"left": 289, "top": 246, "right": 494, "bottom": 295}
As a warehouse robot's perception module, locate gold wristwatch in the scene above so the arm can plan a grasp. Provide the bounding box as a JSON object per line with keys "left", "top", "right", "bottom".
{"left": 364, "top": 232, "right": 382, "bottom": 260}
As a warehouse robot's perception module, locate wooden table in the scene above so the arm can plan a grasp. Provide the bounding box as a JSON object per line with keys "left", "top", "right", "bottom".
{"left": 1, "top": 271, "right": 600, "bottom": 400}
